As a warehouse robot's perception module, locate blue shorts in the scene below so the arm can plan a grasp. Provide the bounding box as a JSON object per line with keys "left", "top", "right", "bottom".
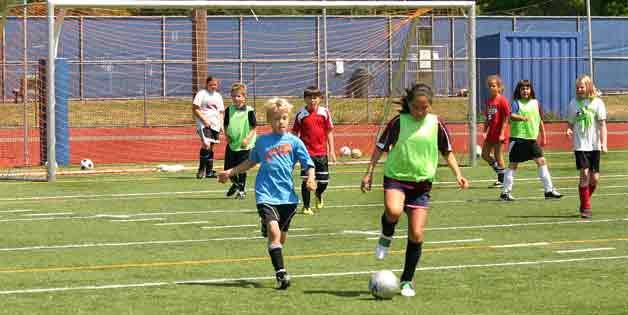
{"left": 383, "top": 177, "right": 432, "bottom": 210}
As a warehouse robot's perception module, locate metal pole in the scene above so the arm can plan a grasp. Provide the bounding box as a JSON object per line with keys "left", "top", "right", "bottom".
{"left": 322, "top": 8, "right": 329, "bottom": 107}
{"left": 316, "top": 15, "right": 320, "bottom": 88}
{"left": 79, "top": 16, "right": 84, "bottom": 101}
{"left": 467, "top": 3, "right": 477, "bottom": 166}
{"left": 239, "top": 16, "right": 244, "bottom": 83}
{"left": 47, "top": 1, "right": 56, "bottom": 182}
{"left": 387, "top": 16, "right": 393, "bottom": 97}
{"left": 161, "top": 16, "right": 166, "bottom": 98}
{"left": 23, "top": 1, "right": 30, "bottom": 166}
{"left": 144, "top": 59, "right": 148, "bottom": 127}
{"left": 586, "top": 0, "right": 594, "bottom": 80}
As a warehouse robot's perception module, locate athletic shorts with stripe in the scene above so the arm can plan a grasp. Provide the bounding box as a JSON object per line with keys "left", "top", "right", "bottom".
{"left": 383, "top": 176, "right": 432, "bottom": 210}
{"left": 574, "top": 150, "right": 600, "bottom": 172}
{"left": 508, "top": 137, "right": 543, "bottom": 163}
{"left": 257, "top": 204, "right": 298, "bottom": 236}
{"left": 196, "top": 126, "right": 220, "bottom": 144}
{"left": 300, "top": 155, "right": 329, "bottom": 183}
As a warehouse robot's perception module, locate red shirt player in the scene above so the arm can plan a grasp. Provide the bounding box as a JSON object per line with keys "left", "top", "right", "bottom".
{"left": 482, "top": 75, "right": 510, "bottom": 186}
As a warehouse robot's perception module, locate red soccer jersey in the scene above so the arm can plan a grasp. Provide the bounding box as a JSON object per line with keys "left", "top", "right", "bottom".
{"left": 484, "top": 94, "right": 510, "bottom": 142}
{"left": 292, "top": 106, "right": 334, "bottom": 157}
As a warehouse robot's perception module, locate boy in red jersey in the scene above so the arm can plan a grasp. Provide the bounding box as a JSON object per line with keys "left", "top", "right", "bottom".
{"left": 482, "top": 75, "right": 510, "bottom": 187}
{"left": 292, "top": 86, "right": 336, "bottom": 215}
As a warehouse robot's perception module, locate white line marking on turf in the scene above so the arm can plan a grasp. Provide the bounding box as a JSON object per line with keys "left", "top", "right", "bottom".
{"left": 154, "top": 221, "right": 209, "bottom": 226}
{"left": 425, "top": 217, "right": 628, "bottom": 231}
{"left": 2, "top": 255, "right": 627, "bottom": 295}
{"left": 201, "top": 224, "right": 256, "bottom": 230}
{"left": 490, "top": 242, "right": 550, "bottom": 248}
{"left": 364, "top": 237, "right": 484, "bottom": 245}
{"left": 555, "top": 247, "right": 615, "bottom": 254}
{"left": 342, "top": 230, "right": 379, "bottom": 235}
{"left": 110, "top": 218, "right": 165, "bottom": 222}
{"left": 0, "top": 209, "right": 33, "bottom": 213}
{"left": 23, "top": 212, "right": 73, "bottom": 217}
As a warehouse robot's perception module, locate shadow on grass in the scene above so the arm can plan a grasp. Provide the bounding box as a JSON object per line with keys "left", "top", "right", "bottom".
{"left": 178, "top": 280, "right": 264, "bottom": 289}
{"left": 506, "top": 215, "right": 581, "bottom": 218}
{"left": 303, "top": 289, "right": 374, "bottom": 300}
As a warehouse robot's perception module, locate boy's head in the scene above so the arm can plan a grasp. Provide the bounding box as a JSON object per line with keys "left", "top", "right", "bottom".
{"left": 265, "top": 97, "right": 293, "bottom": 134}
{"left": 206, "top": 76, "right": 219, "bottom": 92}
{"left": 231, "top": 82, "right": 247, "bottom": 107}
{"left": 303, "top": 86, "right": 323, "bottom": 109}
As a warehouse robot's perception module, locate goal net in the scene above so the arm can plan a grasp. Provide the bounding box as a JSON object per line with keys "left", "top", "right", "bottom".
{"left": 0, "top": 1, "right": 477, "bottom": 181}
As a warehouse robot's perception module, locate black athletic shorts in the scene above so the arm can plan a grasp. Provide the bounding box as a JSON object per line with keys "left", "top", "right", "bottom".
{"left": 257, "top": 203, "right": 298, "bottom": 234}
{"left": 224, "top": 146, "right": 250, "bottom": 170}
{"left": 508, "top": 138, "right": 543, "bottom": 163}
{"left": 197, "top": 127, "right": 220, "bottom": 144}
{"left": 574, "top": 150, "right": 601, "bottom": 172}
{"left": 300, "top": 155, "right": 329, "bottom": 183}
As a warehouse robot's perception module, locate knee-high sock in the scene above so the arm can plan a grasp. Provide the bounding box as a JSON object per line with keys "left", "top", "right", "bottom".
{"left": 502, "top": 169, "right": 515, "bottom": 193}
{"left": 315, "top": 182, "right": 328, "bottom": 198}
{"left": 400, "top": 240, "right": 423, "bottom": 282}
{"left": 268, "top": 243, "right": 284, "bottom": 272}
{"left": 199, "top": 148, "right": 210, "bottom": 167}
{"left": 301, "top": 181, "right": 311, "bottom": 208}
{"left": 238, "top": 173, "right": 247, "bottom": 191}
{"left": 206, "top": 149, "right": 214, "bottom": 172}
{"left": 579, "top": 185, "right": 591, "bottom": 210}
{"left": 538, "top": 165, "right": 554, "bottom": 192}
{"left": 381, "top": 213, "right": 397, "bottom": 238}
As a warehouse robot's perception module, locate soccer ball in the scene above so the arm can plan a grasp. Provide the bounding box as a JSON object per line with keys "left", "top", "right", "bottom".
{"left": 368, "top": 270, "right": 399, "bottom": 299}
{"left": 80, "top": 159, "right": 94, "bottom": 170}
{"left": 350, "top": 148, "right": 363, "bottom": 159}
{"left": 475, "top": 144, "right": 482, "bottom": 158}
{"left": 339, "top": 146, "right": 352, "bottom": 157}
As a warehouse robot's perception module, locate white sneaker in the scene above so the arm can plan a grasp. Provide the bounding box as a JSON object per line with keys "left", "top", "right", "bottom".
{"left": 375, "top": 243, "right": 389, "bottom": 260}
{"left": 400, "top": 281, "right": 416, "bottom": 297}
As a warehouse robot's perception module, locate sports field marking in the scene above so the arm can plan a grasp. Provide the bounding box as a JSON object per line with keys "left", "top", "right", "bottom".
{"left": 0, "top": 209, "right": 33, "bottom": 213}
{"left": 490, "top": 242, "right": 550, "bottom": 248}
{"left": 22, "top": 212, "right": 73, "bottom": 217}
{"left": 110, "top": 218, "right": 166, "bottom": 222}
{"left": 365, "top": 237, "right": 484, "bottom": 245}
{"left": 154, "top": 221, "right": 209, "bottom": 226}
{"left": 555, "top": 247, "right": 615, "bottom": 254}
{"left": 1, "top": 237, "right": 626, "bottom": 274}
{"left": 201, "top": 224, "right": 256, "bottom": 230}
{"left": 1, "top": 255, "right": 627, "bottom": 295}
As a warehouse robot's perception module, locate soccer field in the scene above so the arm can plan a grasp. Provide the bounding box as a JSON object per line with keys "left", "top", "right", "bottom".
{"left": 1, "top": 151, "right": 627, "bottom": 315}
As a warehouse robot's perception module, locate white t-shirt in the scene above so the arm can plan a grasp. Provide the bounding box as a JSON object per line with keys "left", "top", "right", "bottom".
{"left": 193, "top": 89, "right": 224, "bottom": 131}
{"left": 566, "top": 97, "right": 607, "bottom": 151}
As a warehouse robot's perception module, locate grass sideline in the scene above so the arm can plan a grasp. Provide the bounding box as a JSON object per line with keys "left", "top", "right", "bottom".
{"left": 0, "top": 151, "right": 627, "bottom": 314}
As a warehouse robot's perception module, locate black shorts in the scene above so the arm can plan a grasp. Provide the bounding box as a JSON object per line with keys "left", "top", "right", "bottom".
{"left": 575, "top": 150, "right": 601, "bottom": 172}
{"left": 257, "top": 203, "right": 298, "bottom": 235}
{"left": 300, "top": 155, "right": 329, "bottom": 183}
{"left": 383, "top": 177, "right": 432, "bottom": 210}
{"left": 224, "top": 146, "right": 250, "bottom": 170}
{"left": 508, "top": 138, "right": 543, "bottom": 163}
{"left": 197, "top": 127, "right": 220, "bottom": 144}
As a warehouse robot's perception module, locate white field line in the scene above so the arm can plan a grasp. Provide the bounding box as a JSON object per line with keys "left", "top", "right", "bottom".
{"left": 23, "top": 212, "right": 73, "bottom": 217}
{"left": 490, "top": 242, "right": 550, "bottom": 248}
{"left": 154, "top": 221, "right": 209, "bottom": 226}
{"left": 364, "top": 237, "right": 484, "bottom": 245}
{"left": 3, "top": 174, "right": 628, "bottom": 203}
{"left": 0, "top": 209, "right": 33, "bottom": 213}
{"left": 200, "top": 224, "right": 256, "bottom": 230}
{"left": 2, "top": 255, "right": 627, "bottom": 295}
{"left": 555, "top": 247, "right": 615, "bottom": 254}
{"left": 110, "top": 218, "right": 166, "bottom": 223}
{"left": 426, "top": 217, "right": 628, "bottom": 231}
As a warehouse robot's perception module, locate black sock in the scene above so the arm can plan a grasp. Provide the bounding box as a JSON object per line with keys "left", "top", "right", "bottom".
{"left": 301, "top": 181, "right": 311, "bottom": 208}
{"left": 400, "top": 240, "right": 423, "bottom": 282}
{"left": 268, "top": 244, "right": 284, "bottom": 272}
{"left": 199, "top": 148, "right": 210, "bottom": 167}
{"left": 381, "top": 213, "right": 397, "bottom": 238}
{"left": 497, "top": 170, "right": 505, "bottom": 183}
{"left": 238, "top": 173, "right": 247, "bottom": 191}
{"left": 206, "top": 150, "right": 214, "bottom": 172}
{"left": 315, "top": 182, "right": 328, "bottom": 199}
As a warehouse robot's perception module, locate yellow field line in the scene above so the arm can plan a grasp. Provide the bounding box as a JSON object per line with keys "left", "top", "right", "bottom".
{"left": 1, "top": 237, "right": 627, "bottom": 275}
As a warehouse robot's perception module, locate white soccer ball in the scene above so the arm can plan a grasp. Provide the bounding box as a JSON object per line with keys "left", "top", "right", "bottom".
{"left": 368, "top": 270, "right": 399, "bottom": 299}
{"left": 351, "top": 148, "right": 363, "bottom": 159}
{"left": 475, "top": 144, "right": 482, "bottom": 158}
{"left": 339, "top": 146, "right": 351, "bottom": 157}
{"left": 80, "top": 159, "right": 94, "bottom": 170}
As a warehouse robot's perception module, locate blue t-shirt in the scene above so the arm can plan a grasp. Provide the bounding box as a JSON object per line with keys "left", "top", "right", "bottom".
{"left": 250, "top": 132, "right": 314, "bottom": 205}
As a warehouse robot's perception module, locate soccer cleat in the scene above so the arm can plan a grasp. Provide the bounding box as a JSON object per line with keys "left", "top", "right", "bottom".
{"left": 580, "top": 209, "right": 592, "bottom": 219}
{"left": 544, "top": 190, "right": 563, "bottom": 199}
{"left": 302, "top": 207, "right": 314, "bottom": 216}
{"left": 205, "top": 170, "right": 217, "bottom": 179}
{"left": 226, "top": 184, "right": 238, "bottom": 197}
{"left": 275, "top": 271, "right": 291, "bottom": 290}
{"left": 196, "top": 164, "right": 206, "bottom": 179}
{"left": 235, "top": 191, "right": 246, "bottom": 200}
{"left": 492, "top": 181, "right": 503, "bottom": 188}
{"left": 375, "top": 236, "right": 392, "bottom": 260}
{"left": 400, "top": 281, "right": 416, "bottom": 297}
{"left": 500, "top": 192, "right": 515, "bottom": 201}
{"left": 315, "top": 195, "right": 324, "bottom": 209}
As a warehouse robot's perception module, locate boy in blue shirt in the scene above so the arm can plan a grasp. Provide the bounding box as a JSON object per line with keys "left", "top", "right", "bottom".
{"left": 218, "top": 97, "right": 316, "bottom": 289}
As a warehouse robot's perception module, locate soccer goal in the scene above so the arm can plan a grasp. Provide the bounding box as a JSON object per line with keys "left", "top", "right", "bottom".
{"left": 1, "top": 1, "right": 477, "bottom": 182}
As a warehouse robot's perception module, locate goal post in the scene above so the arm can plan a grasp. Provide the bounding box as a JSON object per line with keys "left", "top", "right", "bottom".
{"left": 40, "top": 0, "right": 477, "bottom": 182}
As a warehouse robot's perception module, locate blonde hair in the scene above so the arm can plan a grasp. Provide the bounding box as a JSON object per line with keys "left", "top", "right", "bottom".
{"left": 231, "top": 82, "right": 247, "bottom": 95}
{"left": 264, "top": 97, "right": 293, "bottom": 119}
{"left": 486, "top": 75, "right": 504, "bottom": 93}
{"left": 576, "top": 75, "right": 600, "bottom": 98}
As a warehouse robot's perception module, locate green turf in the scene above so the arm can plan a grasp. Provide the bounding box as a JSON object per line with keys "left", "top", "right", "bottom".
{"left": 1, "top": 151, "right": 627, "bottom": 314}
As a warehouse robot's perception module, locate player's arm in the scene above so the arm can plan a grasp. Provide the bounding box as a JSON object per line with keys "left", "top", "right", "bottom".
{"left": 509, "top": 101, "right": 527, "bottom": 121}
{"left": 362, "top": 116, "right": 398, "bottom": 193}
{"left": 192, "top": 104, "right": 210, "bottom": 127}
{"left": 241, "top": 111, "right": 258, "bottom": 148}
{"left": 600, "top": 119, "right": 608, "bottom": 153}
{"left": 295, "top": 140, "right": 317, "bottom": 191}
{"left": 538, "top": 105, "right": 547, "bottom": 146}
{"left": 218, "top": 159, "right": 257, "bottom": 183}
{"left": 499, "top": 99, "right": 510, "bottom": 141}
{"left": 438, "top": 119, "right": 468, "bottom": 189}
{"left": 327, "top": 130, "right": 336, "bottom": 163}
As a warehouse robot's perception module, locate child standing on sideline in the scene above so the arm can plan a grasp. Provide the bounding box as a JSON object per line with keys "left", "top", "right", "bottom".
{"left": 361, "top": 83, "right": 469, "bottom": 297}
{"left": 292, "top": 86, "right": 336, "bottom": 215}
{"left": 223, "top": 83, "right": 257, "bottom": 199}
{"left": 218, "top": 97, "right": 316, "bottom": 289}
{"left": 566, "top": 75, "right": 607, "bottom": 218}
{"left": 500, "top": 79, "right": 562, "bottom": 201}
{"left": 193, "top": 76, "right": 224, "bottom": 179}
{"left": 482, "top": 75, "right": 510, "bottom": 187}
